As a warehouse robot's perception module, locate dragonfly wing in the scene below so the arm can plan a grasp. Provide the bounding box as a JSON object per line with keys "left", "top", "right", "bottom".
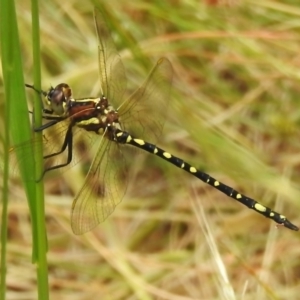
{"left": 94, "top": 8, "right": 126, "bottom": 106}
{"left": 41, "top": 118, "right": 99, "bottom": 176}
{"left": 7, "top": 117, "right": 99, "bottom": 181}
{"left": 71, "top": 135, "right": 128, "bottom": 235}
{"left": 118, "top": 57, "right": 173, "bottom": 143}
{"left": 6, "top": 118, "right": 73, "bottom": 180}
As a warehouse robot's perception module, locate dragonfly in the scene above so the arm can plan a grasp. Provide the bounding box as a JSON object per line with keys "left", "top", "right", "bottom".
{"left": 24, "top": 8, "right": 298, "bottom": 234}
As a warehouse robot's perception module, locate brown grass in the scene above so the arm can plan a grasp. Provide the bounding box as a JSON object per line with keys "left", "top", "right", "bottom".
{"left": 2, "top": 0, "right": 300, "bottom": 299}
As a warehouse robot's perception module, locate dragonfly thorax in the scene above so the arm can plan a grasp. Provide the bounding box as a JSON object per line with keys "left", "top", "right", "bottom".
{"left": 69, "top": 95, "right": 121, "bottom": 137}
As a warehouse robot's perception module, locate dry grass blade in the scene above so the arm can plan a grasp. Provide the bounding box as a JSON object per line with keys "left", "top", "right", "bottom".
{"left": 3, "top": 1, "right": 300, "bottom": 299}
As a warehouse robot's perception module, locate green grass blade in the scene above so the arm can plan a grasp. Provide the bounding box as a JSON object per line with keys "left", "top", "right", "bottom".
{"left": 0, "top": 1, "right": 30, "bottom": 299}
{"left": 0, "top": 0, "right": 10, "bottom": 297}
{"left": 28, "top": 0, "right": 50, "bottom": 298}
{"left": 0, "top": 55, "right": 9, "bottom": 296}
{"left": 0, "top": 0, "right": 49, "bottom": 299}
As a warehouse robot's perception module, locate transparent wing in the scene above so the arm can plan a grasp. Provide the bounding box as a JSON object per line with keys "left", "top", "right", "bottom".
{"left": 71, "top": 134, "right": 128, "bottom": 235}
{"left": 41, "top": 119, "right": 99, "bottom": 174}
{"left": 94, "top": 8, "right": 126, "bottom": 106}
{"left": 118, "top": 57, "right": 173, "bottom": 143}
{"left": 6, "top": 118, "right": 98, "bottom": 180}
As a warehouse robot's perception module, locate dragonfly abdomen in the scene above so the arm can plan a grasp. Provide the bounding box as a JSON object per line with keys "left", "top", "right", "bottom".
{"left": 114, "top": 129, "right": 298, "bottom": 231}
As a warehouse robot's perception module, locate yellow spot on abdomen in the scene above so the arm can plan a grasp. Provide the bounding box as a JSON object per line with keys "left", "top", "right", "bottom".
{"left": 181, "top": 163, "right": 185, "bottom": 168}
{"left": 163, "top": 152, "right": 172, "bottom": 159}
{"left": 154, "top": 148, "right": 158, "bottom": 154}
{"left": 126, "top": 135, "right": 132, "bottom": 143}
{"left": 254, "top": 203, "right": 266, "bottom": 213}
{"left": 190, "top": 167, "right": 197, "bottom": 173}
{"left": 134, "top": 139, "right": 145, "bottom": 146}
{"left": 236, "top": 194, "right": 242, "bottom": 199}
{"left": 214, "top": 181, "right": 220, "bottom": 187}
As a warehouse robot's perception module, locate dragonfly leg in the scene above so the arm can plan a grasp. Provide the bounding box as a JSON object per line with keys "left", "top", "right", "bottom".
{"left": 36, "top": 125, "right": 74, "bottom": 181}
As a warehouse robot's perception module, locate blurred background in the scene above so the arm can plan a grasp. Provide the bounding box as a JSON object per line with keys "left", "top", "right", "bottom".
{"left": 2, "top": 0, "right": 300, "bottom": 299}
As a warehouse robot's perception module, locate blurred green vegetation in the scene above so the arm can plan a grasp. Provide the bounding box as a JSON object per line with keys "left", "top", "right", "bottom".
{"left": 1, "top": 0, "right": 300, "bottom": 299}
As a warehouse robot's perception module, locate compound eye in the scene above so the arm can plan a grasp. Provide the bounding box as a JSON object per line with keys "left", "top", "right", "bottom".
{"left": 47, "top": 83, "right": 72, "bottom": 115}
{"left": 49, "top": 83, "right": 72, "bottom": 103}
{"left": 48, "top": 88, "right": 64, "bottom": 104}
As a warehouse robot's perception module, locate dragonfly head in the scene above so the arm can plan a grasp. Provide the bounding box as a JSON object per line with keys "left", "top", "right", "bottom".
{"left": 46, "top": 83, "right": 72, "bottom": 116}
